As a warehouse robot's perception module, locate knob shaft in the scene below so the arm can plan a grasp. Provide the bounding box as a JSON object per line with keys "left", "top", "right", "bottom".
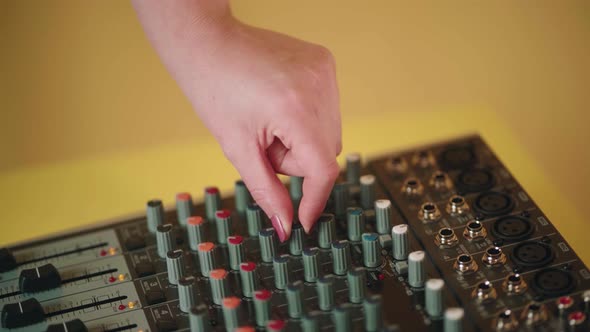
{"left": 234, "top": 180, "right": 251, "bottom": 214}
{"left": 332, "top": 183, "right": 350, "bottom": 217}
{"left": 197, "top": 242, "right": 216, "bottom": 277}
{"left": 175, "top": 192, "right": 194, "bottom": 228}
{"left": 347, "top": 267, "right": 366, "bottom": 304}
{"left": 146, "top": 199, "right": 165, "bottom": 234}
{"left": 364, "top": 295, "right": 383, "bottom": 332}
{"left": 287, "top": 280, "right": 304, "bottom": 318}
{"left": 259, "top": 228, "right": 278, "bottom": 263}
{"left": 362, "top": 233, "right": 381, "bottom": 268}
{"left": 444, "top": 308, "right": 464, "bottom": 332}
{"left": 239, "top": 262, "right": 258, "bottom": 298}
{"left": 346, "top": 207, "right": 365, "bottom": 241}
{"left": 209, "top": 269, "right": 230, "bottom": 305}
{"left": 190, "top": 304, "right": 212, "bottom": 332}
{"left": 289, "top": 223, "right": 304, "bottom": 255}
{"left": 318, "top": 214, "right": 336, "bottom": 249}
{"left": 425, "top": 278, "right": 445, "bottom": 318}
{"left": 317, "top": 275, "right": 335, "bottom": 311}
{"left": 303, "top": 247, "right": 320, "bottom": 283}
{"left": 392, "top": 224, "right": 409, "bottom": 260}
{"left": 331, "top": 240, "right": 351, "bottom": 276}
{"left": 253, "top": 289, "right": 272, "bottom": 327}
{"left": 156, "top": 224, "right": 175, "bottom": 259}
{"left": 375, "top": 200, "right": 392, "bottom": 234}
{"left": 332, "top": 303, "right": 353, "bottom": 332}
{"left": 273, "top": 254, "right": 290, "bottom": 290}
{"left": 204, "top": 187, "right": 222, "bottom": 221}
{"left": 360, "top": 174, "right": 376, "bottom": 210}
{"left": 166, "top": 249, "right": 185, "bottom": 285}
{"left": 408, "top": 251, "right": 426, "bottom": 288}
{"left": 178, "top": 276, "right": 196, "bottom": 313}
{"left": 228, "top": 235, "right": 245, "bottom": 270}
{"left": 222, "top": 297, "right": 241, "bottom": 330}
{"left": 187, "top": 216, "right": 206, "bottom": 251}
{"left": 215, "top": 209, "right": 232, "bottom": 245}
{"left": 246, "top": 203, "right": 263, "bottom": 237}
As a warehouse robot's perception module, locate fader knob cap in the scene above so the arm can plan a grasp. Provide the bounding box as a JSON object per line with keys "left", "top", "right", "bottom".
{"left": 318, "top": 214, "right": 336, "bottom": 249}
{"left": 0, "top": 248, "right": 17, "bottom": 273}
{"left": 375, "top": 199, "right": 392, "bottom": 235}
{"left": 259, "top": 228, "right": 278, "bottom": 263}
{"left": 19, "top": 263, "right": 61, "bottom": 293}
{"left": 204, "top": 187, "right": 222, "bottom": 221}
{"left": 360, "top": 174, "right": 376, "bottom": 210}
{"left": 190, "top": 304, "right": 212, "bottom": 332}
{"left": 408, "top": 250, "right": 426, "bottom": 288}
{"left": 444, "top": 308, "right": 464, "bottom": 332}
{"left": 178, "top": 276, "right": 196, "bottom": 313}
{"left": 1, "top": 298, "right": 45, "bottom": 329}
{"left": 228, "top": 235, "right": 245, "bottom": 270}
{"left": 215, "top": 209, "right": 232, "bottom": 245}
{"left": 363, "top": 294, "right": 383, "bottom": 332}
{"left": 289, "top": 223, "right": 304, "bottom": 256}
{"left": 156, "top": 224, "right": 175, "bottom": 259}
{"left": 347, "top": 267, "right": 366, "bottom": 304}
{"left": 175, "top": 192, "right": 194, "bottom": 228}
{"left": 46, "top": 319, "right": 88, "bottom": 332}
{"left": 273, "top": 254, "right": 290, "bottom": 290}
{"left": 425, "top": 278, "right": 445, "bottom": 318}
{"left": 303, "top": 247, "right": 320, "bottom": 283}
{"left": 239, "top": 262, "right": 258, "bottom": 298}
{"left": 392, "top": 224, "right": 409, "bottom": 261}
{"left": 246, "top": 203, "right": 263, "bottom": 237}
{"left": 362, "top": 233, "right": 381, "bottom": 268}
{"left": 287, "top": 280, "right": 304, "bottom": 318}
{"left": 317, "top": 275, "right": 335, "bottom": 311}
{"left": 166, "top": 249, "right": 185, "bottom": 285}
{"left": 146, "top": 199, "right": 165, "bottom": 234}
{"left": 346, "top": 207, "right": 365, "bottom": 242}
{"left": 234, "top": 180, "right": 251, "bottom": 214}
{"left": 187, "top": 216, "right": 205, "bottom": 251}
{"left": 331, "top": 240, "right": 351, "bottom": 276}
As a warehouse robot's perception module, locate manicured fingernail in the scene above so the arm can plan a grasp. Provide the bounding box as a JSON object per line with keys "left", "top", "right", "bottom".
{"left": 271, "top": 215, "right": 287, "bottom": 242}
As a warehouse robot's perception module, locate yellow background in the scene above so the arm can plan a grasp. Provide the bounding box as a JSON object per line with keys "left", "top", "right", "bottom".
{"left": 1, "top": 2, "right": 589, "bottom": 263}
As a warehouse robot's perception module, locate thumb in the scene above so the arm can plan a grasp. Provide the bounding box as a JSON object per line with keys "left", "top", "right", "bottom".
{"left": 225, "top": 143, "right": 293, "bottom": 242}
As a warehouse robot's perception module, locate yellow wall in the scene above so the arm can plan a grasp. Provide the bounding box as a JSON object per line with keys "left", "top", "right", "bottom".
{"left": 1, "top": 1, "right": 589, "bottom": 258}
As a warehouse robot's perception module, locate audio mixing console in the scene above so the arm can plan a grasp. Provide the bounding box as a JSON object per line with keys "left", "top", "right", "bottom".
{"left": 1, "top": 134, "right": 589, "bottom": 332}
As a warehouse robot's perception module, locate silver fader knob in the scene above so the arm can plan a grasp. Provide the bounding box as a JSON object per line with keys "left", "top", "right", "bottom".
{"left": 234, "top": 180, "right": 251, "bottom": 214}
{"left": 187, "top": 216, "right": 205, "bottom": 251}
{"left": 190, "top": 304, "right": 212, "bottom": 332}
{"left": 228, "top": 235, "right": 245, "bottom": 270}
{"left": 215, "top": 209, "right": 232, "bottom": 245}
{"left": 347, "top": 207, "right": 365, "bottom": 242}
{"left": 246, "top": 203, "right": 263, "bottom": 237}
{"left": 239, "top": 262, "right": 258, "bottom": 298}
{"left": 360, "top": 174, "right": 376, "bottom": 210}
{"left": 408, "top": 250, "right": 426, "bottom": 288}
{"left": 444, "top": 308, "right": 464, "bottom": 332}
{"left": 197, "top": 242, "right": 216, "bottom": 277}
{"left": 146, "top": 199, "right": 165, "bottom": 234}
{"left": 346, "top": 153, "right": 361, "bottom": 185}
{"left": 318, "top": 214, "right": 336, "bottom": 249}
{"left": 375, "top": 199, "right": 392, "bottom": 235}
{"left": 209, "top": 269, "right": 230, "bottom": 305}
{"left": 175, "top": 192, "right": 194, "bottom": 228}
{"left": 166, "top": 249, "right": 185, "bottom": 285}
{"left": 392, "top": 224, "right": 409, "bottom": 260}
{"left": 204, "top": 187, "right": 222, "bottom": 221}
{"left": 259, "top": 228, "right": 278, "bottom": 263}
{"left": 178, "top": 276, "right": 196, "bottom": 313}
{"left": 156, "top": 224, "right": 175, "bottom": 259}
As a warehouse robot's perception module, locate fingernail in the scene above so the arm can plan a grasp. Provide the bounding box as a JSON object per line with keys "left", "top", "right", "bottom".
{"left": 271, "top": 215, "right": 287, "bottom": 242}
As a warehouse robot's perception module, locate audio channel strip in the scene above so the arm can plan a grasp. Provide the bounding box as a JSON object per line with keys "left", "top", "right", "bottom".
{"left": 1, "top": 134, "right": 589, "bottom": 332}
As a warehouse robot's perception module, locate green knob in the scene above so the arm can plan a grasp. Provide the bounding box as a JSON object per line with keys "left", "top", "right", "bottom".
{"left": 228, "top": 235, "right": 245, "bottom": 270}
{"left": 331, "top": 240, "right": 351, "bottom": 276}
{"left": 317, "top": 275, "right": 335, "bottom": 311}
{"left": 360, "top": 175, "right": 376, "bottom": 210}
{"left": 190, "top": 303, "right": 211, "bottom": 332}
{"left": 332, "top": 183, "right": 350, "bottom": 218}
{"left": 301, "top": 311, "right": 321, "bottom": 332}
{"left": 318, "top": 214, "right": 336, "bottom": 249}
{"left": 444, "top": 308, "right": 464, "bottom": 332}
{"left": 209, "top": 269, "right": 229, "bottom": 305}
{"left": 273, "top": 254, "right": 290, "bottom": 290}
{"left": 375, "top": 199, "right": 392, "bottom": 235}
{"left": 408, "top": 251, "right": 426, "bottom": 288}
{"left": 246, "top": 203, "right": 263, "bottom": 237}
{"left": 253, "top": 289, "right": 272, "bottom": 327}
{"left": 362, "top": 233, "right": 381, "bottom": 268}
{"left": 222, "top": 296, "right": 241, "bottom": 330}
{"left": 175, "top": 193, "right": 194, "bottom": 228}
{"left": 239, "top": 262, "right": 258, "bottom": 298}
{"left": 289, "top": 223, "right": 304, "bottom": 256}
{"left": 347, "top": 267, "right": 366, "bottom": 304}
{"left": 214, "top": 209, "right": 232, "bottom": 245}
{"left": 392, "top": 224, "right": 409, "bottom": 260}
{"left": 204, "top": 187, "right": 222, "bottom": 221}
{"left": 426, "top": 278, "right": 445, "bottom": 318}
{"left": 146, "top": 199, "right": 165, "bottom": 234}
{"left": 346, "top": 207, "right": 365, "bottom": 242}
{"left": 332, "top": 303, "right": 353, "bottom": 332}
{"left": 259, "top": 228, "right": 277, "bottom": 263}
{"left": 178, "top": 276, "right": 196, "bottom": 313}
{"left": 303, "top": 247, "right": 320, "bottom": 283}
{"left": 363, "top": 294, "right": 383, "bottom": 332}
{"left": 290, "top": 176, "right": 303, "bottom": 202}
{"left": 346, "top": 153, "right": 361, "bottom": 185}
{"left": 287, "top": 280, "right": 304, "bottom": 318}
{"left": 156, "top": 224, "right": 174, "bottom": 259}
{"left": 234, "top": 180, "right": 251, "bottom": 214}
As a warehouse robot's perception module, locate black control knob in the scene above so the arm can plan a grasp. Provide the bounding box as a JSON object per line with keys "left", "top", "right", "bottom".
{"left": 0, "top": 248, "right": 17, "bottom": 273}
{"left": 19, "top": 263, "right": 61, "bottom": 293}
{"left": 46, "top": 319, "right": 88, "bottom": 332}
{"left": 1, "top": 298, "right": 45, "bottom": 329}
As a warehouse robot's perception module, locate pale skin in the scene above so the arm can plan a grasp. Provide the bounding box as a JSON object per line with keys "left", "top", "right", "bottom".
{"left": 132, "top": 1, "right": 341, "bottom": 242}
